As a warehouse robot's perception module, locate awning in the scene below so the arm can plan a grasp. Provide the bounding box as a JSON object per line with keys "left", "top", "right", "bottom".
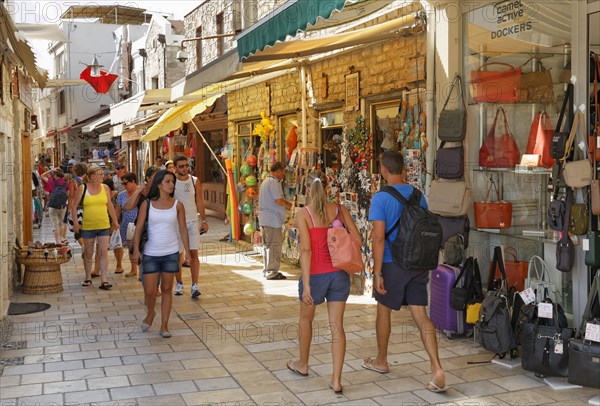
{"left": 0, "top": 4, "right": 48, "bottom": 87}
{"left": 110, "top": 88, "right": 172, "bottom": 124}
{"left": 82, "top": 114, "right": 111, "bottom": 133}
{"left": 240, "top": 13, "right": 421, "bottom": 65}
{"left": 141, "top": 94, "right": 222, "bottom": 142}
{"left": 45, "top": 79, "right": 87, "bottom": 87}
{"left": 110, "top": 124, "right": 124, "bottom": 138}
{"left": 98, "top": 132, "right": 112, "bottom": 143}
{"left": 15, "top": 23, "right": 68, "bottom": 42}
{"left": 236, "top": 0, "right": 349, "bottom": 60}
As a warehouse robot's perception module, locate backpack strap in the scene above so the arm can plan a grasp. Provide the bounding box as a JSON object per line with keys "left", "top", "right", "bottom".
{"left": 381, "top": 186, "right": 419, "bottom": 240}
{"left": 488, "top": 246, "right": 508, "bottom": 291}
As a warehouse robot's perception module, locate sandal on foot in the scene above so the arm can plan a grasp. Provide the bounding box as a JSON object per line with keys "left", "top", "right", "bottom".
{"left": 159, "top": 330, "right": 172, "bottom": 338}
{"left": 427, "top": 381, "right": 449, "bottom": 393}
{"left": 329, "top": 384, "right": 343, "bottom": 395}
{"left": 361, "top": 357, "right": 389, "bottom": 374}
{"left": 286, "top": 360, "right": 308, "bottom": 377}
{"left": 114, "top": 269, "right": 124, "bottom": 274}
{"left": 99, "top": 282, "right": 112, "bottom": 290}
{"left": 81, "top": 280, "right": 92, "bottom": 287}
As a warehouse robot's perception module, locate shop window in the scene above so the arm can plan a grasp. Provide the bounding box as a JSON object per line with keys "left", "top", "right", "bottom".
{"left": 370, "top": 101, "right": 402, "bottom": 171}
{"left": 58, "top": 90, "right": 66, "bottom": 115}
{"left": 236, "top": 120, "right": 260, "bottom": 166}
{"left": 320, "top": 110, "right": 343, "bottom": 170}
{"left": 151, "top": 76, "right": 159, "bottom": 90}
{"left": 216, "top": 13, "right": 224, "bottom": 57}
{"left": 203, "top": 130, "right": 226, "bottom": 183}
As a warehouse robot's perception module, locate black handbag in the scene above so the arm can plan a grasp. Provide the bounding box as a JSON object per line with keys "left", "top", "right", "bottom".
{"left": 568, "top": 271, "right": 600, "bottom": 388}
{"left": 547, "top": 199, "right": 566, "bottom": 231}
{"left": 436, "top": 142, "right": 464, "bottom": 179}
{"left": 551, "top": 83, "right": 574, "bottom": 160}
{"left": 556, "top": 188, "right": 575, "bottom": 272}
{"left": 519, "top": 303, "right": 575, "bottom": 377}
{"left": 435, "top": 214, "right": 470, "bottom": 248}
{"left": 450, "top": 257, "right": 474, "bottom": 311}
{"left": 129, "top": 199, "right": 150, "bottom": 256}
{"left": 438, "top": 75, "right": 466, "bottom": 142}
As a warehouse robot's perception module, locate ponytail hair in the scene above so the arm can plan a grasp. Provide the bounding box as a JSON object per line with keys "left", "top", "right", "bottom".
{"left": 306, "top": 170, "right": 328, "bottom": 224}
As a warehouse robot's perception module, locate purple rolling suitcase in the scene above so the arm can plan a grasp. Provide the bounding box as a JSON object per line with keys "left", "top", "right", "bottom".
{"left": 430, "top": 264, "right": 471, "bottom": 338}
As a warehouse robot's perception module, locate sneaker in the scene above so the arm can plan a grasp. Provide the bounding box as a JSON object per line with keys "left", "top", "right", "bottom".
{"left": 174, "top": 282, "right": 183, "bottom": 296}
{"left": 191, "top": 284, "right": 201, "bottom": 298}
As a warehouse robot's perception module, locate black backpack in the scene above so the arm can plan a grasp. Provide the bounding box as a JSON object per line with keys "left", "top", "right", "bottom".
{"left": 382, "top": 186, "right": 442, "bottom": 272}
{"left": 48, "top": 183, "right": 68, "bottom": 209}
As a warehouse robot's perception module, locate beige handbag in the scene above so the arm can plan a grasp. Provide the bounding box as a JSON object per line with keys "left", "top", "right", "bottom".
{"left": 562, "top": 112, "right": 592, "bottom": 188}
{"left": 428, "top": 179, "right": 471, "bottom": 217}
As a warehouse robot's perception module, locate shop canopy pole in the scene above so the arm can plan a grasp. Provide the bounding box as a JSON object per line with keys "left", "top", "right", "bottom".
{"left": 189, "top": 120, "right": 227, "bottom": 176}
{"left": 300, "top": 63, "right": 308, "bottom": 147}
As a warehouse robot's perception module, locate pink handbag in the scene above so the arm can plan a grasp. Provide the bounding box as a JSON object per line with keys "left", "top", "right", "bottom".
{"left": 327, "top": 206, "right": 363, "bottom": 274}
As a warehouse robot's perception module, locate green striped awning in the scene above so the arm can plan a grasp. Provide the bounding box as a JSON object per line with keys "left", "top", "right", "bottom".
{"left": 237, "top": 0, "right": 348, "bottom": 60}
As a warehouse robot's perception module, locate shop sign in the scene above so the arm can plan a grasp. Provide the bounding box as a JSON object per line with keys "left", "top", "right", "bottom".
{"left": 471, "top": 0, "right": 542, "bottom": 42}
{"left": 60, "top": 134, "right": 67, "bottom": 144}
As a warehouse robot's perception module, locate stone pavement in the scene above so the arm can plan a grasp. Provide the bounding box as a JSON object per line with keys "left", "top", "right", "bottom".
{"left": 1, "top": 217, "right": 598, "bottom": 405}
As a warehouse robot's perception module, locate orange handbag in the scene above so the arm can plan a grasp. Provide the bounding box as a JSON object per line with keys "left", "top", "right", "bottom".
{"left": 474, "top": 177, "right": 513, "bottom": 229}
{"left": 471, "top": 62, "right": 522, "bottom": 103}
{"left": 489, "top": 248, "right": 528, "bottom": 292}
{"left": 327, "top": 205, "right": 363, "bottom": 274}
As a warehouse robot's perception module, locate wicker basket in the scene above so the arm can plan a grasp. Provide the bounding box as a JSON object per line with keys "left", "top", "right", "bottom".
{"left": 20, "top": 247, "right": 71, "bottom": 294}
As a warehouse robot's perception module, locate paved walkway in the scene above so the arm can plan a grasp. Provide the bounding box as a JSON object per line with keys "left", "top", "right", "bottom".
{"left": 1, "top": 217, "right": 598, "bottom": 405}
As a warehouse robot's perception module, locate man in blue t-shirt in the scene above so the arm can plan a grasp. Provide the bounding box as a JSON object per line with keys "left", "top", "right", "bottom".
{"left": 361, "top": 151, "right": 447, "bottom": 393}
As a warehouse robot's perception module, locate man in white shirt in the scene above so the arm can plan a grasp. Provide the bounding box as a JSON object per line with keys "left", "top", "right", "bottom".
{"left": 173, "top": 155, "right": 208, "bottom": 298}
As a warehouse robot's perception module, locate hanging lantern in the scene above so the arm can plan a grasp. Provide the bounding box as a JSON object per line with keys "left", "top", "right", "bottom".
{"left": 246, "top": 175, "right": 257, "bottom": 187}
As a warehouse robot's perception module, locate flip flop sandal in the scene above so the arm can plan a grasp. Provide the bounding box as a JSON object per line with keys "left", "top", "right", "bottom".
{"left": 81, "top": 280, "right": 92, "bottom": 287}
{"left": 286, "top": 360, "right": 308, "bottom": 377}
{"left": 99, "top": 282, "right": 112, "bottom": 290}
{"left": 114, "top": 270, "right": 124, "bottom": 274}
{"left": 361, "top": 357, "right": 389, "bottom": 374}
{"left": 427, "top": 381, "right": 449, "bottom": 393}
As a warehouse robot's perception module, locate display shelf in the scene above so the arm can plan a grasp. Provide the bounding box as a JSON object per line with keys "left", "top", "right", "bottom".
{"left": 472, "top": 225, "right": 559, "bottom": 244}
{"left": 472, "top": 166, "right": 553, "bottom": 174}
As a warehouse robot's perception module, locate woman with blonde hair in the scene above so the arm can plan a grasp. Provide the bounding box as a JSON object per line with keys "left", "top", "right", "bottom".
{"left": 71, "top": 165, "right": 119, "bottom": 289}
{"left": 286, "top": 170, "right": 362, "bottom": 394}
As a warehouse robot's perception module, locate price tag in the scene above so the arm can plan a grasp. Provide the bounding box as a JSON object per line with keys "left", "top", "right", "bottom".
{"left": 582, "top": 238, "right": 590, "bottom": 251}
{"left": 519, "top": 288, "right": 536, "bottom": 305}
{"left": 538, "top": 302, "right": 553, "bottom": 319}
{"left": 554, "top": 339, "right": 563, "bottom": 354}
{"left": 585, "top": 323, "right": 600, "bottom": 343}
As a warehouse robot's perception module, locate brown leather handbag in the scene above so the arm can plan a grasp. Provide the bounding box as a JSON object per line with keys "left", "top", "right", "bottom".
{"left": 479, "top": 107, "right": 521, "bottom": 168}
{"left": 474, "top": 177, "right": 513, "bottom": 229}
{"left": 520, "top": 59, "right": 554, "bottom": 103}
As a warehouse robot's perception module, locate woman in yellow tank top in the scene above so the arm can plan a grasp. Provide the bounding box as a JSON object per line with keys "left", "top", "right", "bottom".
{"left": 70, "top": 165, "right": 119, "bottom": 289}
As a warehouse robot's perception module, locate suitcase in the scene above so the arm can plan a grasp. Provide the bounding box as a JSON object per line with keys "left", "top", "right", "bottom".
{"left": 430, "top": 264, "right": 472, "bottom": 338}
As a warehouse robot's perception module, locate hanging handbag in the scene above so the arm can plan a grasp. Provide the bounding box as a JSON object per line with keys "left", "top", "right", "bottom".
{"left": 562, "top": 112, "right": 593, "bottom": 188}
{"left": 568, "top": 203, "right": 588, "bottom": 235}
{"left": 585, "top": 231, "right": 600, "bottom": 267}
{"left": 450, "top": 257, "right": 473, "bottom": 311}
{"left": 444, "top": 235, "right": 465, "bottom": 267}
{"left": 474, "top": 177, "right": 513, "bottom": 229}
{"left": 466, "top": 258, "right": 484, "bottom": 325}
{"left": 568, "top": 271, "right": 600, "bottom": 388}
{"left": 327, "top": 205, "right": 363, "bottom": 274}
{"left": 519, "top": 59, "right": 554, "bottom": 104}
{"left": 487, "top": 246, "right": 527, "bottom": 293}
{"left": 551, "top": 84, "right": 575, "bottom": 160}
{"left": 470, "top": 62, "right": 522, "bottom": 103}
{"left": 556, "top": 188, "right": 575, "bottom": 272}
{"left": 525, "top": 256, "right": 557, "bottom": 303}
{"left": 479, "top": 107, "right": 521, "bottom": 168}
{"left": 436, "top": 142, "right": 464, "bottom": 179}
{"left": 525, "top": 111, "right": 555, "bottom": 168}
{"left": 519, "top": 302, "right": 575, "bottom": 377}
{"left": 435, "top": 214, "right": 470, "bottom": 248}
{"left": 438, "top": 75, "right": 467, "bottom": 142}
{"left": 428, "top": 179, "right": 471, "bottom": 217}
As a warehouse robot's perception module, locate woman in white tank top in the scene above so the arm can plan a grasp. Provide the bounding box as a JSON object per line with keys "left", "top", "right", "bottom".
{"left": 132, "top": 171, "right": 191, "bottom": 338}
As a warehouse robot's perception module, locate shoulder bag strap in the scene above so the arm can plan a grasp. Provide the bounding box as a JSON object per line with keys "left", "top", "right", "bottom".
{"left": 556, "top": 83, "right": 573, "bottom": 133}
{"left": 580, "top": 271, "right": 600, "bottom": 333}
{"left": 562, "top": 187, "right": 574, "bottom": 236}
{"left": 488, "top": 246, "right": 508, "bottom": 291}
{"left": 78, "top": 183, "right": 87, "bottom": 207}
{"left": 452, "top": 257, "right": 472, "bottom": 289}
{"left": 472, "top": 258, "right": 484, "bottom": 300}
{"left": 441, "top": 75, "right": 465, "bottom": 112}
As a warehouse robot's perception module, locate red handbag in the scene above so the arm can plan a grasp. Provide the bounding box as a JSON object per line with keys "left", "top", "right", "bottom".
{"left": 479, "top": 107, "right": 521, "bottom": 168}
{"left": 474, "top": 177, "right": 513, "bottom": 229}
{"left": 525, "top": 111, "right": 555, "bottom": 168}
{"left": 489, "top": 248, "right": 528, "bottom": 292}
{"left": 471, "top": 62, "right": 522, "bottom": 103}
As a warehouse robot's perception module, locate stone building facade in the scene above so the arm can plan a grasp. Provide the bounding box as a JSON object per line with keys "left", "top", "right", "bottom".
{"left": 143, "top": 16, "right": 186, "bottom": 90}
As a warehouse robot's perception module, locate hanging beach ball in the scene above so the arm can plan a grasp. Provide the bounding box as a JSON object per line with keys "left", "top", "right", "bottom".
{"left": 243, "top": 223, "right": 255, "bottom": 235}
{"left": 246, "top": 155, "right": 258, "bottom": 167}
{"left": 242, "top": 202, "right": 253, "bottom": 214}
{"left": 240, "top": 164, "right": 252, "bottom": 177}
{"left": 246, "top": 175, "right": 257, "bottom": 187}
{"left": 246, "top": 187, "right": 257, "bottom": 198}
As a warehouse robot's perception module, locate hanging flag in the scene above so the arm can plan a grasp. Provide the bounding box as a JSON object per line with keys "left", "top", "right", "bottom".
{"left": 79, "top": 66, "right": 118, "bottom": 94}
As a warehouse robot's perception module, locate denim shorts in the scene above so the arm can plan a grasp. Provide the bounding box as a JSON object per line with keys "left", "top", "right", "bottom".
{"left": 298, "top": 270, "right": 350, "bottom": 305}
{"left": 142, "top": 252, "right": 180, "bottom": 274}
{"left": 374, "top": 262, "right": 429, "bottom": 311}
{"left": 80, "top": 228, "right": 110, "bottom": 239}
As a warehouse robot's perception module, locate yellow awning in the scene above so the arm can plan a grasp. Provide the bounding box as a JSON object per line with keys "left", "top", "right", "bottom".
{"left": 141, "top": 94, "right": 222, "bottom": 142}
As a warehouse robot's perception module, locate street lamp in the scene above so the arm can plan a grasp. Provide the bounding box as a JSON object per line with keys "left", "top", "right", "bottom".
{"left": 89, "top": 55, "right": 103, "bottom": 77}
{"left": 176, "top": 33, "right": 237, "bottom": 63}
